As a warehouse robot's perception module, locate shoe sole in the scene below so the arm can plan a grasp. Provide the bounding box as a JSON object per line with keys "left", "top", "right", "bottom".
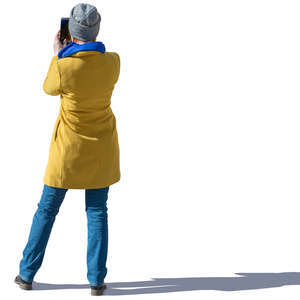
{"left": 91, "top": 284, "right": 107, "bottom": 296}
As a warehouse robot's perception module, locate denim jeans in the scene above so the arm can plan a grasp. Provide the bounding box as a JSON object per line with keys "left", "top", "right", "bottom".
{"left": 18, "top": 184, "right": 109, "bottom": 286}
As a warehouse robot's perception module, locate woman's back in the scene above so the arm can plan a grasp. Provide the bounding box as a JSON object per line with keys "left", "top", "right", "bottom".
{"left": 42, "top": 50, "right": 121, "bottom": 189}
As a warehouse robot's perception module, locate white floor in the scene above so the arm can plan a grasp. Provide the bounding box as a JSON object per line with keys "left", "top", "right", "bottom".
{"left": 8, "top": 274, "right": 300, "bottom": 299}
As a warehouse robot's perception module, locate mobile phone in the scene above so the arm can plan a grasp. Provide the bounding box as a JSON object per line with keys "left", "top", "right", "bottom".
{"left": 60, "top": 17, "right": 71, "bottom": 44}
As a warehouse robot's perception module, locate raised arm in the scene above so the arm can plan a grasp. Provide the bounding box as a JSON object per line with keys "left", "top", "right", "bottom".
{"left": 43, "top": 56, "right": 62, "bottom": 96}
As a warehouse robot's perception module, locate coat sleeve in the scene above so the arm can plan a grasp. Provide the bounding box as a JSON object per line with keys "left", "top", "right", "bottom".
{"left": 112, "top": 52, "right": 120, "bottom": 84}
{"left": 43, "top": 56, "right": 62, "bottom": 96}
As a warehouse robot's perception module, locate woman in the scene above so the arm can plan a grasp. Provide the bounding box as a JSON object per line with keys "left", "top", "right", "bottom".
{"left": 14, "top": 3, "right": 121, "bottom": 296}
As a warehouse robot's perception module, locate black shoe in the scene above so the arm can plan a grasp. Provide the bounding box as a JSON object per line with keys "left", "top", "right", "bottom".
{"left": 14, "top": 275, "right": 32, "bottom": 290}
{"left": 90, "top": 283, "right": 106, "bottom": 296}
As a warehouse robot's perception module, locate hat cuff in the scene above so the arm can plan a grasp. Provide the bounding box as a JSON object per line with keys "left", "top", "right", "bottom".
{"left": 68, "top": 16, "right": 100, "bottom": 42}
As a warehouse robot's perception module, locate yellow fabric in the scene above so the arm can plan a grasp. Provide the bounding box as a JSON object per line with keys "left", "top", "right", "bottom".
{"left": 42, "top": 51, "right": 121, "bottom": 189}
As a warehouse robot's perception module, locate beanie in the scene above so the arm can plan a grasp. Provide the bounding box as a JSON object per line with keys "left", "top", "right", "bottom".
{"left": 68, "top": 3, "right": 101, "bottom": 42}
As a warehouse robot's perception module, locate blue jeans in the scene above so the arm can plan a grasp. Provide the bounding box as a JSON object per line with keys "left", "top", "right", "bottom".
{"left": 18, "top": 184, "right": 109, "bottom": 286}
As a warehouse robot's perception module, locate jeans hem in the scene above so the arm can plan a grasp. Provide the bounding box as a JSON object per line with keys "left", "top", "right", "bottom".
{"left": 89, "top": 281, "right": 105, "bottom": 286}
{"left": 19, "top": 273, "right": 33, "bottom": 283}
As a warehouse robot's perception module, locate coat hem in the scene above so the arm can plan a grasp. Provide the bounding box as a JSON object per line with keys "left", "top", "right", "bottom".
{"left": 43, "top": 176, "right": 120, "bottom": 190}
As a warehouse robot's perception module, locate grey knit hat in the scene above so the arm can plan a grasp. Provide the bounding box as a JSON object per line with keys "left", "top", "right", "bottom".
{"left": 68, "top": 3, "right": 101, "bottom": 42}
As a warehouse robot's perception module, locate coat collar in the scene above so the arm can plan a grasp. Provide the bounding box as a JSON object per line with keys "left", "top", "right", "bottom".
{"left": 57, "top": 41, "right": 106, "bottom": 59}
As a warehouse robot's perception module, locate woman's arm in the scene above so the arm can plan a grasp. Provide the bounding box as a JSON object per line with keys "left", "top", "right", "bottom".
{"left": 43, "top": 56, "right": 61, "bottom": 96}
{"left": 43, "top": 30, "right": 67, "bottom": 96}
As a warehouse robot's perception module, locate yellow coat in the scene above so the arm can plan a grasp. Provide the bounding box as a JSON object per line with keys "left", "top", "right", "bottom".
{"left": 42, "top": 50, "right": 121, "bottom": 189}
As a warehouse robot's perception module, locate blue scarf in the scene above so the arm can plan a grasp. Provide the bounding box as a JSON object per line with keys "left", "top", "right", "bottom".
{"left": 57, "top": 41, "right": 106, "bottom": 59}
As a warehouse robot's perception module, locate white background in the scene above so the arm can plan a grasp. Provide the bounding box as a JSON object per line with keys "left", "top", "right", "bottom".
{"left": 1, "top": 0, "right": 300, "bottom": 298}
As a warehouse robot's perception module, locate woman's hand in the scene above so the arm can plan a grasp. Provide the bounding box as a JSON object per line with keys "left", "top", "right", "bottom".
{"left": 53, "top": 30, "right": 67, "bottom": 56}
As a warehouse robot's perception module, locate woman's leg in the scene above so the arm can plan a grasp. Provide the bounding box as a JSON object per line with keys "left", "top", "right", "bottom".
{"left": 18, "top": 184, "right": 68, "bottom": 282}
{"left": 85, "top": 186, "right": 109, "bottom": 286}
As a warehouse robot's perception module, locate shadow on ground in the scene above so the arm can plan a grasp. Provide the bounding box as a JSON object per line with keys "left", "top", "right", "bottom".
{"left": 32, "top": 272, "right": 300, "bottom": 295}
